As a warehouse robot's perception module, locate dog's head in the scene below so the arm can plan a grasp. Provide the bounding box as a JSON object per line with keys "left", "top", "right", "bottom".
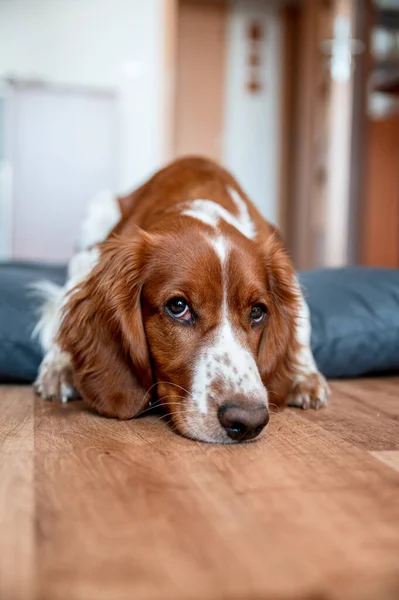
{"left": 59, "top": 220, "right": 298, "bottom": 443}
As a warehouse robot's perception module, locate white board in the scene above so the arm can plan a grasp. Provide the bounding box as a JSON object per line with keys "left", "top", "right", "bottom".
{"left": 4, "top": 82, "right": 117, "bottom": 262}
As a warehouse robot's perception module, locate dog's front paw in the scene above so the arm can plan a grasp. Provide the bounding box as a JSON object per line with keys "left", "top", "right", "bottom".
{"left": 287, "top": 372, "right": 330, "bottom": 410}
{"left": 34, "top": 345, "right": 79, "bottom": 403}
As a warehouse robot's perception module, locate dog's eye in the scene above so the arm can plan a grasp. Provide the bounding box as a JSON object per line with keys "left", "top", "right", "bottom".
{"left": 251, "top": 304, "right": 267, "bottom": 324}
{"left": 166, "top": 297, "right": 192, "bottom": 322}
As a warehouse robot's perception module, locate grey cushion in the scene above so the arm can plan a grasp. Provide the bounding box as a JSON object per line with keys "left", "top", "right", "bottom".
{"left": 0, "top": 262, "right": 66, "bottom": 382}
{"left": 299, "top": 267, "right": 399, "bottom": 378}
{"left": 0, "top": 263, "right": 398, "bottom": 382}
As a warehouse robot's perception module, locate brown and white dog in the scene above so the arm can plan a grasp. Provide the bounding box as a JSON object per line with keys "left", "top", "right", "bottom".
{"left": 34, "top": 157, "right": 329, "bottom": 443}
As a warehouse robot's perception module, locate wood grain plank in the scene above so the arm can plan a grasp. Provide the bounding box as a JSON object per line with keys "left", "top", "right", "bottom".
{"left": 33, "top": 389, "right": 399, "bottom": 600}
{"left": 2, "top": 382, "right": 399, "bottom": 600}
{"left": 0, "top": 385, "right": 35, "bottom": 600}
{"left": 335, "top": 378, "right": 399, "bottom": 418}
{"left": 298, "top": 378, "right": 399, "bottom": 451}
{"left": 371, "top": 451, "right": 399, "bottom": 473}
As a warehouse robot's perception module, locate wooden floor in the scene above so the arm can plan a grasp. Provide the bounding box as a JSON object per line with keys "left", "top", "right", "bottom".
{"left": 1, "top": 378, "right": 399, "bottom": 600}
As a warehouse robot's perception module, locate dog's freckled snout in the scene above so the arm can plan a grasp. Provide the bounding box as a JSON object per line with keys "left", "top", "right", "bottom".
{"left": 218, "top": 402, "right": 269, "bottom": 442}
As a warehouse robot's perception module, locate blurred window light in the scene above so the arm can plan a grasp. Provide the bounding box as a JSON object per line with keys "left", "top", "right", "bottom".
{"left": 321, "top": 16, "right": 364, "bottom": 83}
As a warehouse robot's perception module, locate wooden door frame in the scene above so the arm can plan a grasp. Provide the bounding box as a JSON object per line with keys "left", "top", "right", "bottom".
{"left": 356, "top": 0, "right": 399, "bottom": 268}
{"left": 278, "top": 3, "right": 299, "bottom": 246}
{"left": 279, "top": 1, "right": 320, "bottom": 268}
{"left": 348, "top": 0, "right": 374, "bottom": 265}
{"left": 279, "top": 0, "right": 374, "bottom": 268}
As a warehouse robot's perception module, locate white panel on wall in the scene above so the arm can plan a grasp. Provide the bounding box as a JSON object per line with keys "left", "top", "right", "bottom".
{"left": 10, "top": 83, "right": 117, "bottom": 263}
{"left": 222, "top": 0, "right": 282, "bottom": 223}
{"left": 0, "top": 0, "right": 165, "bottom": 193}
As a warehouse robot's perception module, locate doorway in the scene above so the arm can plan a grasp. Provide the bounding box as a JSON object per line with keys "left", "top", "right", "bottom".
{"left": 173, "top": 0, "right": 283, "bottom": 223}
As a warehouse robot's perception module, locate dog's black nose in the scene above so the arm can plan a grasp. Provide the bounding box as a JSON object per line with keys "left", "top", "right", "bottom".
{"left": 218, "top": 403, "right": 269, "bottom": 441}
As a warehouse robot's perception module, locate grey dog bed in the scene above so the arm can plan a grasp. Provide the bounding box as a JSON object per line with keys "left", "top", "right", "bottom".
{"left": 0, "top": 262, "right": 67, "bottom": 382}
{"left": 0, "top": 262, "right": 398, "bottom": 382}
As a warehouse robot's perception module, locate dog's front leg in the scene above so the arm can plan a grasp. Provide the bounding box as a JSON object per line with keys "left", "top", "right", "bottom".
{"left": 287, "top": 284, "right": 330, "bottom": 410}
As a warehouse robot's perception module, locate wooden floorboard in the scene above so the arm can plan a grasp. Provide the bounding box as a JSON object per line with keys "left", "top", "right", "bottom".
{"left": 0, "top": 387, "right": 35, "bottom": 600}
{"left": 1, "top": 379, "right": 399, "bottom": 600}
{"left": 371, "top": 450, "right": 399, "bottom": 473}
{"left": 298, "top": 377, "right": 399, "bottom": 451}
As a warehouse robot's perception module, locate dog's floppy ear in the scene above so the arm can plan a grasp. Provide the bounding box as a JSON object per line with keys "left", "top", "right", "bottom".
{"left": 258, "top": 233, "right": 299, "bottom": 382}
{"left": 58, "top": 230, "right": 153, "bottom": 419}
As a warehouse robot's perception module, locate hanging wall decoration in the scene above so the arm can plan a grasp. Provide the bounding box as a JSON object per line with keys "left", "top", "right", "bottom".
{"left": 247, "top": 20, "right": 264, "bottom": 94}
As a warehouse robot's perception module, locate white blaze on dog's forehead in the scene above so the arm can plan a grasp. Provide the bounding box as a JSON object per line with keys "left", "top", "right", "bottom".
{"left": 187, "top": 195, "right": 264, "bottom": 414}
{"left": 192, "top": 234, "right": 228, "bottom": 413}
{"left": 181, "top": 194, "right": 256, "bottom": 240}
{"left": 211, "top": 235, "right": 228, "bottom": 263}
{"left": 191, "top": 243, "right": 267, "bottom": 413}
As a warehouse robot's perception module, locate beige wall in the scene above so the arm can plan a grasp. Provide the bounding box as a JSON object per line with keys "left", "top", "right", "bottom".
{"left": 174, "top": 0, "right": 228, "bottom": 161}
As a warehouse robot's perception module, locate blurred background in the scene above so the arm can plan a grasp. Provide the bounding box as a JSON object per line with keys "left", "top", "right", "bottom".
{"left": 0, "top": 0, "right": 398, "bottom": 269}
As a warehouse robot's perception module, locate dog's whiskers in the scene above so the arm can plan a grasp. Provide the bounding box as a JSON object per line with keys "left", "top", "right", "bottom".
{"left": 139, "top": 381, "right": 193, "bottom": 411}
{"left": 136, "top": 394, "right": 187, "bottom": 418}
